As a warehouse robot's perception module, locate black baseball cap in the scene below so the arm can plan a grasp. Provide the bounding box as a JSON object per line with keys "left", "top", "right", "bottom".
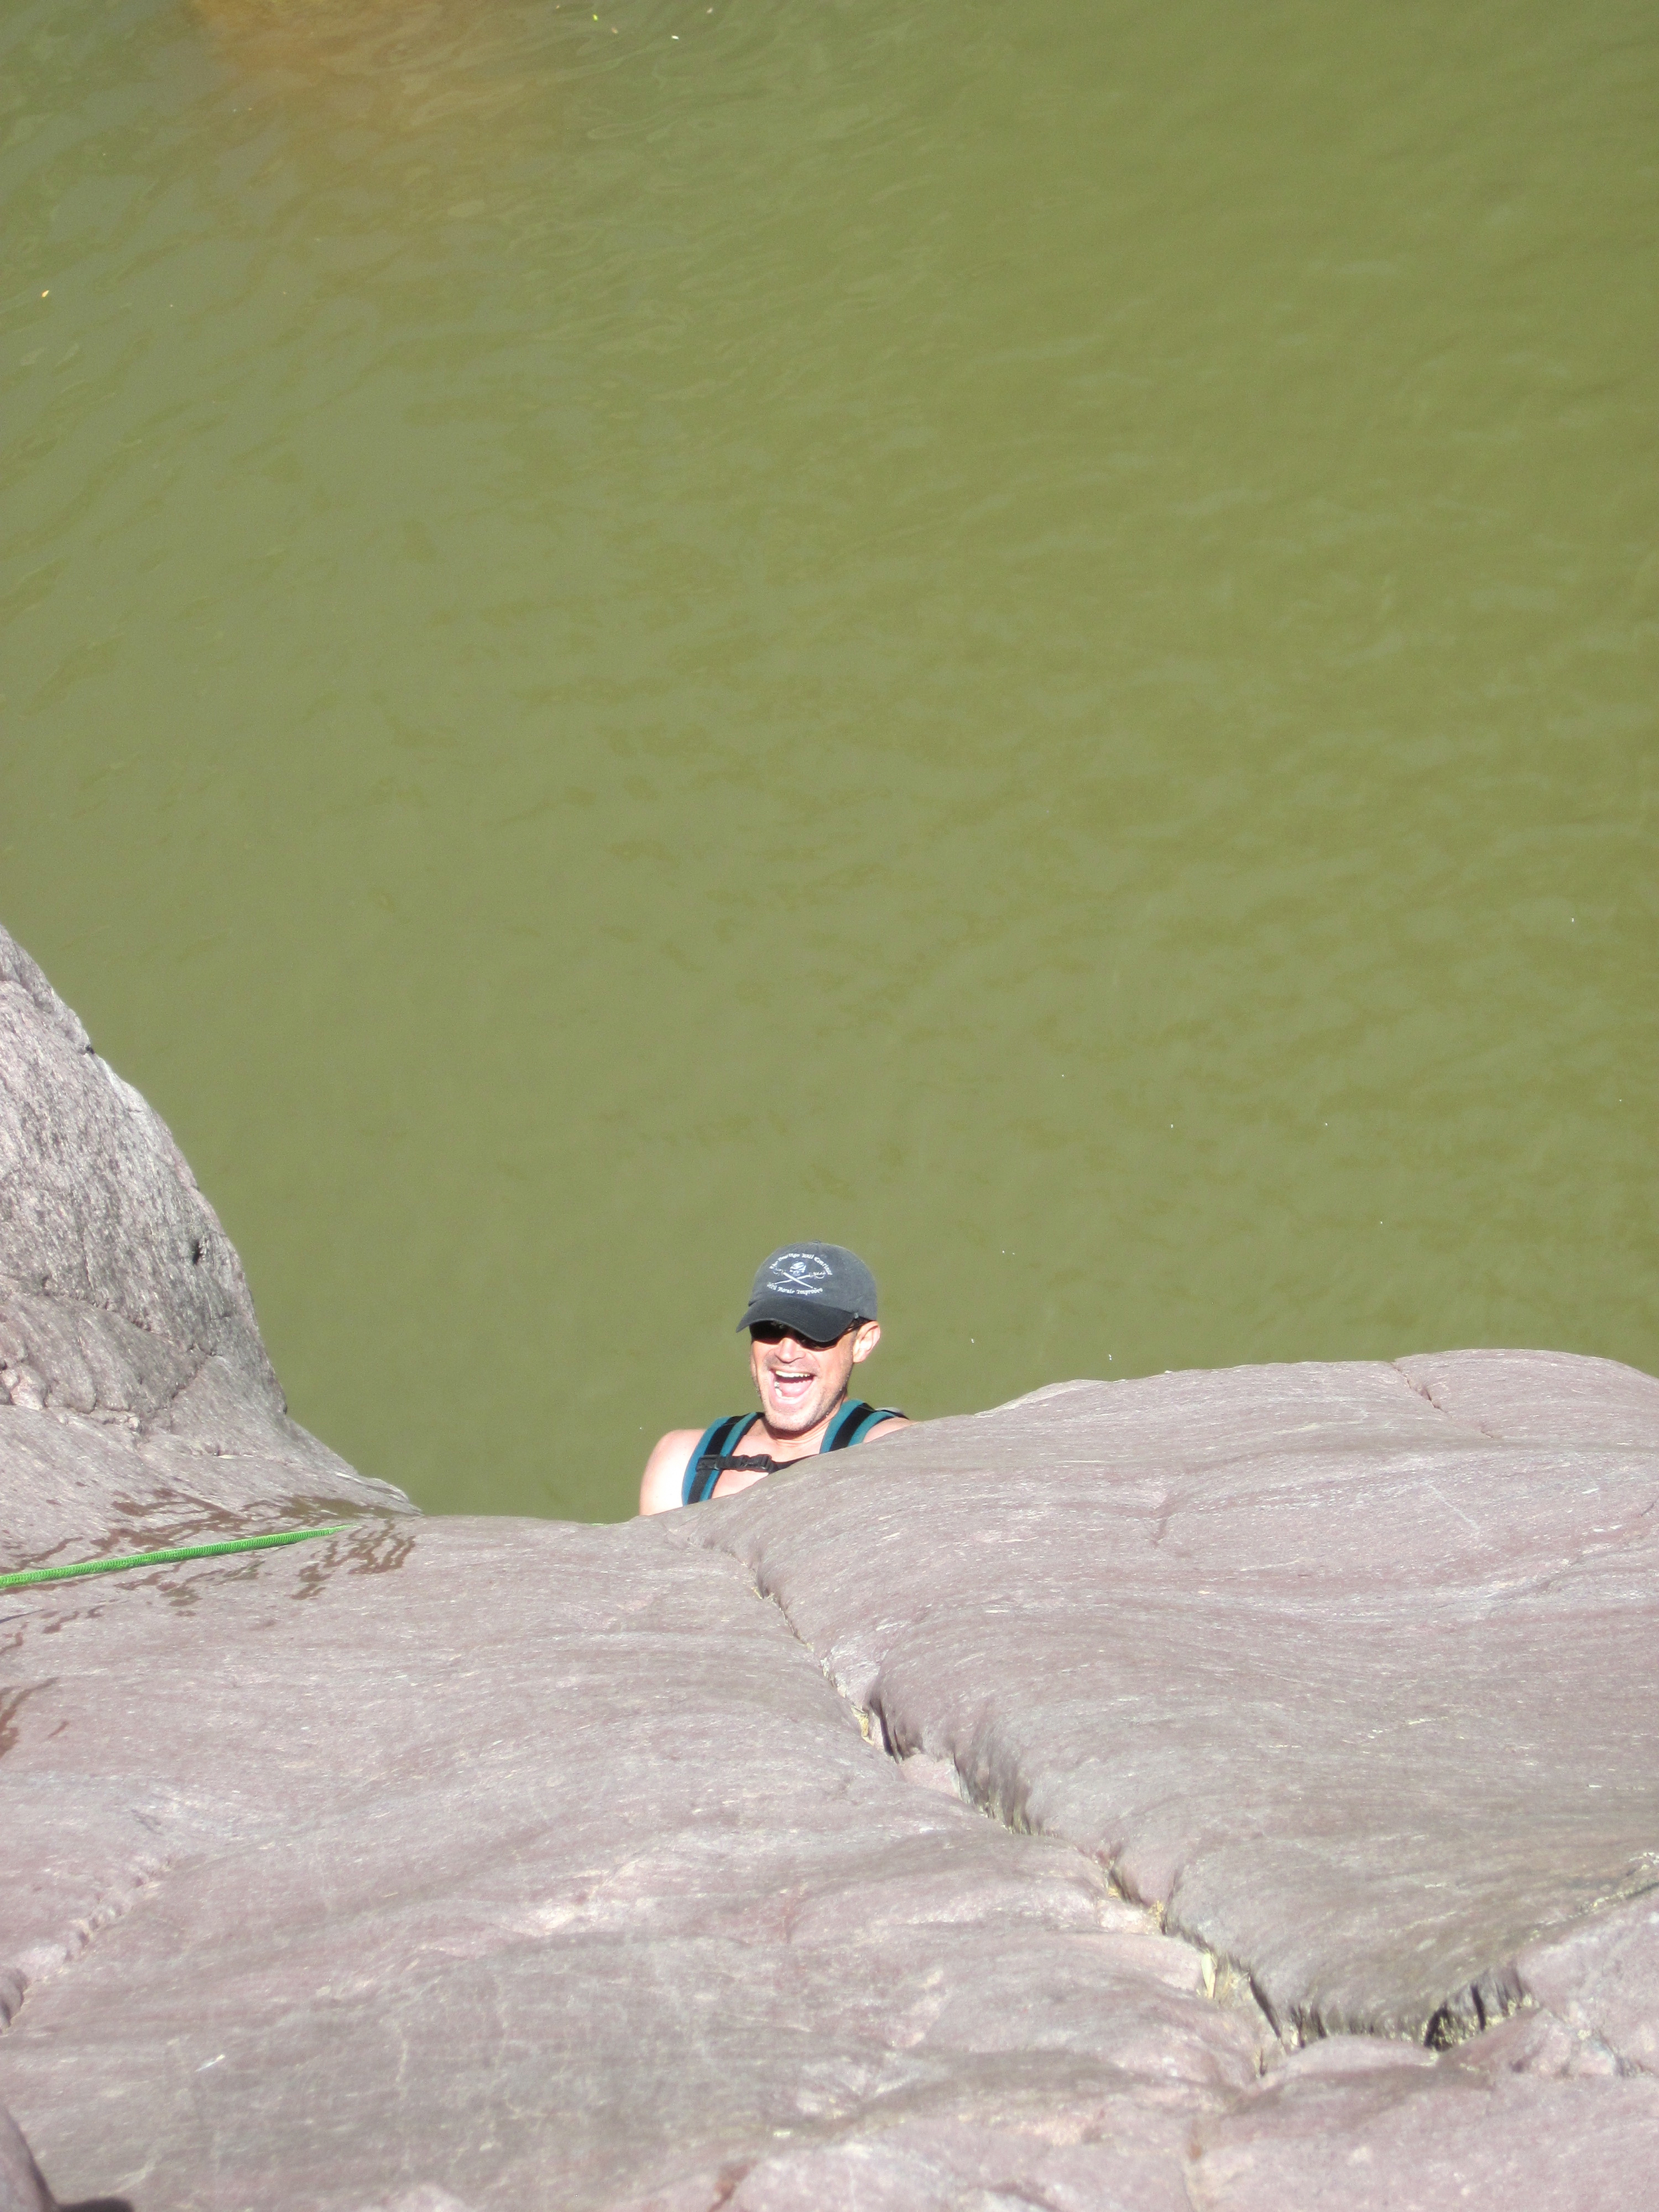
{"left": 737, "top": 1243, "right": 879, "bottom": 1345}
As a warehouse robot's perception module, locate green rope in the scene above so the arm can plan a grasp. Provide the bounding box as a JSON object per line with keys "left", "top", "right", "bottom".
{"left": 0, "top": 1525, "right": 350, "bottom": 1590}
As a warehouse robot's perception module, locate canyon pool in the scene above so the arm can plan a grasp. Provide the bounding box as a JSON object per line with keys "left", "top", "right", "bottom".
{"left": 3, "top": 0, "right": 1654, "bottom": 1518}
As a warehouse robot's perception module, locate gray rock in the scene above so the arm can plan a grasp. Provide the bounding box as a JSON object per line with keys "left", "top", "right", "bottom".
{"left": 683, "top": 1359, "right": 1659, "bottom": 2046}
{"left": 0, "top": 923, "right": 411, "bottom": 1562}
{"left": 0, "top": 925, "right": 273, "bottom": 1416}
{"left": 0, "top": 2102, "right": 54, "bottom": 2212}
{"left": 0, "top": 1519, "right": 1265, "bottom": 2209}
{"left": 1516, "top": 1891, "right": 1659, "bottom": 2075}
{"left": 3, "top": 919, "right": 1657, "bottom": 2206}
{"left": 1188, "top": 2019, "right": 1659, "bottom": 2211}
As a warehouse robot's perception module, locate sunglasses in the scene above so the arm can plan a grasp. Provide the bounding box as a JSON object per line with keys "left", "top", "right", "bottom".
{"left": 749, "top": 1321, "right": 846, "bottom": 1349}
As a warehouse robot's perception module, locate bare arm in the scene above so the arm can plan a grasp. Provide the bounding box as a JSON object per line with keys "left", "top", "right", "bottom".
{"left": 862, "top": 1416, "right": 908, "bottom": 1443}
{"left": 638, "top": 1428, "right": 701, "bottom": 1516}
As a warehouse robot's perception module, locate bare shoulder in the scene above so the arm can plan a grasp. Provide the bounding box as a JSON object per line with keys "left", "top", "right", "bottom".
{"left": 638, "top": 1428, "right": 703, "bottom": 1517}
{"left": 864, "top": 1415, "right": 910, "bottom": 1443}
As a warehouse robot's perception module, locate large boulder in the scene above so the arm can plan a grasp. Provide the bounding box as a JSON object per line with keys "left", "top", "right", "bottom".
{"left": 0, "top": 924, "right": 409, "bottom": 1563}
{"left": 2, "top": 921, "right": 1656, "bottom": 2208}
{"left": 687, "top": 1354, "right": 1659, "bottom": 2045}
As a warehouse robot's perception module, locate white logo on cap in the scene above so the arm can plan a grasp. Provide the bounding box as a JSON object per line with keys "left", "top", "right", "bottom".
{"left": 768, "top": 1252, "right": 831, "bottom": 1297}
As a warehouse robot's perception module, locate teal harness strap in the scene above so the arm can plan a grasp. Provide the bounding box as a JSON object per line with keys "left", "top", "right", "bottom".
{"left": 0, "top": 1525, "right": 350, "bottom": 1591}
{"left": 684, "top": 1416, "right": 756, "bottom": 1506}
{"left": 822, "top": 1400, "right": 903, "bottom": 1451}
{"left": 681, "top": 1402, "right": 904, "bottom": 1507}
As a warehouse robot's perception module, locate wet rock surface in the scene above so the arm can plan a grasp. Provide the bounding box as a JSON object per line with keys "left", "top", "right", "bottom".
{"left": 3, "top": 920, "right": 1656, "bottom": 2208}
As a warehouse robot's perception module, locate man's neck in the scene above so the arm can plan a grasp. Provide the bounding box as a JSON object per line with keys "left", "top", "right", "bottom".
{"left": 753, "top": 1392, "right": 848, "bottom": 1459}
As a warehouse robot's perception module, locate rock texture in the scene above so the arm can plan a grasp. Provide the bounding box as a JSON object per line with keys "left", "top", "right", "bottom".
{"left": 0, "top": 926, "right": 409, "bottom": 1563}
{"left": 1, "top": 1516, "right": 1269, "bottom": 2211}
{"left": 686, "top": 1359, "right": 1659, "bottom": 2045}
{"left": 2, "top": 919, "right": 1656, "bottom": 2209}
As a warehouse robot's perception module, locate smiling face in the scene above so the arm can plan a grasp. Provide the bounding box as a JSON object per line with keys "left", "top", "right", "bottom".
{"left": 749, "top": 1319, "right": 882, "bottom": 1439}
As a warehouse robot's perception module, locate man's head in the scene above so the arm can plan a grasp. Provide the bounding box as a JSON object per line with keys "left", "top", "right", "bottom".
{"left": 738, "top": 1244, "right": 882, "bottom": 1438}
{"left": 737, "top": 1244, "right": 879, "bottom": 1343}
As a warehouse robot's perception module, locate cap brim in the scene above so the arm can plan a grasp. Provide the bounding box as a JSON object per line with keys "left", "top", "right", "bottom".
{"left": 737, "top": 1300, "right": 860, "bottom": 1345}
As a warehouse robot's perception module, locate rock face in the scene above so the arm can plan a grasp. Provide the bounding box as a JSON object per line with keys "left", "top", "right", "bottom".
{"left": 2, "top": 919, "right": 1656, "bottom": 2209}
{"left": 690, "top": 1357, "right": 1659, "bottom": 2046}
{"left": 0, "top": 926, "right": 409, "bottom": 1562}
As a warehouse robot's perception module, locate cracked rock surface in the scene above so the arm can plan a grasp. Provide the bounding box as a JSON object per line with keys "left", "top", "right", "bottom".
{"left": 3, "top": 920, "right": 1658, "bottom": 2209}
{"left": 684, "top": 1357, "right": 1659, "bottom": 2047}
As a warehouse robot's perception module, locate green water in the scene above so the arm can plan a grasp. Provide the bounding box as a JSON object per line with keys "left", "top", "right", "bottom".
{"left": 3, "top": 0, "right": 1654, "bottom": 1520}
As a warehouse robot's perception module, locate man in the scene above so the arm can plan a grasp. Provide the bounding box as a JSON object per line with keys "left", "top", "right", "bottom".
{"left": 638, "top": 1243, "right": 908, "bottom": 1514}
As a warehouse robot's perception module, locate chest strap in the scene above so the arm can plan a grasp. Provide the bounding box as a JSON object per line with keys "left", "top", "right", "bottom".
{"left": 682, "top": 1414, "right": 758, "bottom": 1507}
{"left": 682, "top": 1402, "right": 904, "bottom": 1505}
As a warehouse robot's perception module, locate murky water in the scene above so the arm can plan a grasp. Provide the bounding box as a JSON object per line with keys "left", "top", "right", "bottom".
{"left": 4, "top": 0, "right": 1654, "bottom": 1520}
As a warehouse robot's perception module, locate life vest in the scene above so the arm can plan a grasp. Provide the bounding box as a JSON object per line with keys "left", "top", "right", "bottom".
{"left": 680, "top": 1400, "right": 903, "bottom": 1507}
